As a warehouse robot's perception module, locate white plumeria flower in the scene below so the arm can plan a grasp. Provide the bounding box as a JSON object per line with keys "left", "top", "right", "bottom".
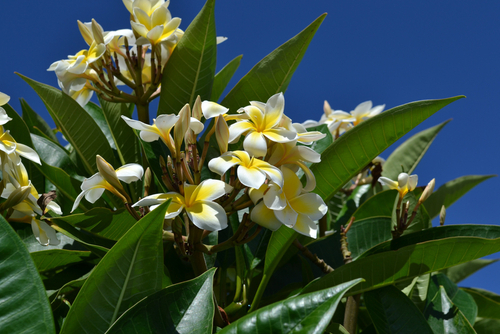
{"left": 0, "top": 130, "right": 41, "bottom": 165}
{"left": 121, "top": 112, "right": 203, "bottom": 157}
{"left": 0, "top": 92, "right": 12, "bottom": 126}
{"left": 267, "top": 142, "right": 321, "bottom": 192}
{"left": 378, "top": 172, "right": 418, "bottom": 199}
{"left": 125, "top": 0, "right": 182, "bottom": 46}
{"left": 350, "top": 100, "right": 385, "bottom": 125}
{"left": 71, "top": 163, "right": 144, "bottom": 212}
{"left": 133, "top": 179, "right": 233, "bottom": 231}
{"left": 200, "top": 100, "right": 248, "bottom": 122}
{"left": 228, "top": 93, "right": 297, "bottom": 157}
{"left": 31, "top": 218, "right": 60, "bottom": 246}
{"left": 208, "top": 151, "right": 283, "bottom": 189}
{"left": 250, "top": 166, "right": 327, "bottom": 238}
{"left": 278, "top": 115, "right": 325, "bottom": 145}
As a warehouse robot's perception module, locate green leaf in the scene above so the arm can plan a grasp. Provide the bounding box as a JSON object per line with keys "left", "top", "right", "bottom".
{"left": 441, "top": 259, "right": 499, "bottom": 284}
{"left": 311, "top": 96, "right": 464, "bottom": 202}
{"left": 31, "top": 133, "right": 84, "bottom": 178}
{"left": 106, "top": 268, "right": 216, "bottom": 334}
{"left": 426, "top": 175, "right": 496, "bottom": 219}
{"left": 300, "top": 225, "right": 500, "bottom": 297}
{"left": 347, "top": 217, "right": 392, "bottom": 260}
{"left": 21, "top": 98, "right": 59, "bottom": 143}
{"left": 221, "top": 279, "right": 363, "bottom": 334}
{"left": 0, "top": 215, "right": 56, "bottom": 334}
{"left": 306, "top": 124, "right": 334, "bottom": 155}
{"left": 18, "top": 73, "right": 116, "bottom": 173}
{"left": 250, "top": 225, "right": 297, "bottom": 311}
{"left": 221, "top": 14, "right": 326, "bottom": 112}
{"left": 51, "top": 207, "right": 138, "bottom": 241}
{"left": 424, "top": 286, "right": 476, "bottom": 333}
{"left": 31, "top": 249, "right": 93, "bottom": 273}
{"left": 474, "top": 318, "right": 500, "bottom": 334}
{"left": 383, "top": 120, "right": 450, "bottom": 180}
{"left": 462, "top": 288, "right": 500, "bottom": 320}
{"left": 364, "top": 285, "right": 434, "bottom": 334}
{"left": 97, "top": 99, "right": 139, "bottom": 166}
{"left": 158, "top": 0, "right": 217, "bottom": 115}
{"left": 84, "top": 102, "right": 117, "bottom": 150}
{"left": 60, "top": 200, "right": 171, "bottom": 334}
{"left": 427, "top": 273, "right": 477, "bottom": 324}
{"left": 211, "top": 55, "right": 242, "bottom": 101}
{"left": 410, "top": 274, "right": 431, "bottom": 311}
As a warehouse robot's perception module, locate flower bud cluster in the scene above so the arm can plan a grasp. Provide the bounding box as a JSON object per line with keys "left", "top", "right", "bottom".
{"left": 47, "top": 0, "right": 226, "bottom": 108}
{"left": 116, "top": 93, "right": 329, "bottom": 238}
{"left": 0, "top": 93, "right": 61, "bottom": 245}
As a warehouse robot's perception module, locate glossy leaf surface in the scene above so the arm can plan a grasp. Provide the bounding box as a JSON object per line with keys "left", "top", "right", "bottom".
{"left": 211, "top": 55, "right": 242, "bottom": 102}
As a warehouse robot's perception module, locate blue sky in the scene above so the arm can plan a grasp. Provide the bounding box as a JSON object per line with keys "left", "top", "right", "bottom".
{"left": 1, "top": 1, "right": 499, "bottom": 292}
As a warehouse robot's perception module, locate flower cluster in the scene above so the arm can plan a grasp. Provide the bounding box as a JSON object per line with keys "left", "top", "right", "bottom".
{"left": 47, "top": 0, "right": 226, "bottom": 108}
{"left": 117, "top": 93, "right": 328, "bottom": 238}
{"left": 303, "top": 100, "right": 385, "bottom": 138}
{"left": 0, "top": 93, "right": 62, "bottom": 245}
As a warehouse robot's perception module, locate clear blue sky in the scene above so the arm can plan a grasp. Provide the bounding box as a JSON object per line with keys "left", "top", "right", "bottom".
{"left": 1, "top": 1, "right": 499, "bottom": 292}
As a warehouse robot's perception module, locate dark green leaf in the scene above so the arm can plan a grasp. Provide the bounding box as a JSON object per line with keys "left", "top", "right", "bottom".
{"left": 424, "top": 286, "right": 476, "bottom": 333}
{"left": 221, "top": 14, "right": 326, "bottom": 112}
{"left": 347, "top": 217, "right": 392, "bottom": 260}
{"left": 51, "top": 207, "right": 138, "bottom": 241}
{"left": 462, "top": 288, "right": 500, "bottom": 320}
{"left": 312, "top": 96, "right": 464, "bottom": 202}
{"left": 426, "top": 175, "right": 496, "bottom": 219}
{"left": 60, "top": 200, "right": 171, "bottom": 334}
{"left": 211, "top": 55, "right": 242, "bottom": 101}
{"left": 474, "top": 318, "right": 500, "bottom": 334}
{"left": 221, "top": 279, "right": 363, "bottom": 334}
{"left": 31, "top": 249, "right": 93, "bottom": 273}
{"left": 383, "top": 120, "right": 450, "bottom": 180}
{"left": 0, "top": 215, "right": 56, "bottom": 333}
{"left": 18, "top": 73, "right": 116, "bottom": 173}
{"left": 365, "top": 285, "right": 433, "bottom": 334}
{"left": 106, "top": 268, "right": 216, "bottom": 334}
{"left": 441, "top": 259, "right": 499, "bottom": 284}
{"left": 307, "top": 124, "right": 334, "bottom": 155}
{"left": 158, "top": 0, "right": 217, "bottom": 115}
{"left": 301, "top": 225, "right": 500, "bottom": 297}
{"left": 427, "top": 273, "right": 477, "bottom": 324}
{"left": 21, "top": 98, "right": 59, "bottom": 143}
{"left": 84, "top": 102, "right": 116, "bottom": 150}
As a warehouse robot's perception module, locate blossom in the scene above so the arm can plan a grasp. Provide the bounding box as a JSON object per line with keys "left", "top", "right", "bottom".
{"left": 125, "top": 0, "right": 182, "bottom": 45}
{"left": 350, "top": 100, "right": 385, "bottom": 125}
{"left": 31, "top": 218, "right": 60, "bottom": 246}
{"left": 0, "top": 92, "right": 11, "bottom": 125}
{"left": 250, "top": 167, "right": 327, "bottom": 238}
{"left": 228, "top": 93, "right": 297, "bottom": 157}
{"left": 133, "top": 179, "right": 233, "bottom": 231}
{"left": 71, "top": 162, "right": 143, "bottom": 212}
{"left": 121, "top": 106, "right": 203, "bottom": 157}
{"left": 0, "top": 130, "right": 41, "bottom": 165}
{"left": 378, "top": 172, "right": 418, "bottom": 199}
{"left": 208, "top": 150, "right": 283, "bottom": 189}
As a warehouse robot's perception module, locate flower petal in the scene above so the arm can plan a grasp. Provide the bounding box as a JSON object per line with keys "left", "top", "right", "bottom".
{"left": 263, "top": 128, "right": 298, "bottom": 143}
{"left": 263, "top": 93, "right": 285, "bottom": 128}
{"left": 208, "top": 155, "right": 240, "bottom": 176}
{"left": 189, "top": 179, "right": 232, "bottom": 203}
{"left": 378, "top": 176, "right": 399, "bottom": 190}
{"left": 0, "top": 92, "right": 10, "bottom": 106}
{"left": 263, "top": 184, "right": 286, "bottom": 210}
{"left": 116, "top": 163, "right": 144, "bottom": 183}
{"left": 0, "top": 107, "right": 12, "bottom": 125}
{"left": 202, "top": 101, "right": 228, "bottom": 119}
{"left": 237, "top": 165, "right": 266, "bottom": 189}
{"left": 15, "top": 143, "right": 41, "bottom": 165}
{"left": 243, "top": 131, "right": 267, "bottom": 157}
{"left": 293, "top": 213, "right": 318, "bottom": 238}
{"left": 186, "top": 201, "right": 227, "bottom": 231}
{"left": 228, "top": 121, "right": 253, "bottom": 143}
{"left": 250, "top": 201, "right": 282, "bottom": 231}
{"left": 274, "top": 204, "right": 298, "bottom": 228}
{"left": 290, "top": 193, "right": 327, "bottom": 221}
{"left": 85, "top": 188, "right": 105, "bottom": 203}
{"left": 71, "top": 190, "right": 86, "bottom": 213}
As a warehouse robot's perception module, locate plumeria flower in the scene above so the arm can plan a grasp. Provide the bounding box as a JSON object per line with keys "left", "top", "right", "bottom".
{"left": 0, "top": 92, "right": 12, "bottom": 126}
{"left": 121, "top": 106, "right": 203, "bottom": 157}
{"left": 133, "top": 179, "right": 233, "bottom": 231}
{"left": 63, "top": 42, "right": 106, "bottom": 75}
{"left": 350, "top": 100, "right": 385, "bottom": 126}
{"left": 208, "top": 150, "right": 283, "bottom": 189}
{"left": 31, "top": 218, "right": 60, "bottom": 246}
{"left": 201, "top": 100, "right": 248, "bottom": 122}
{"left": 267, "top": 142, "right": 320, "bottom": 192}
{"left": 228, "top": 93, "right": 297, "bottom": 157}
{"left": 0, "top": 130, "right": 41, "bottom": 166}
{"left": 71, "top": 162, "right": 144, "bottom": 212}
{"left": 250, "top": 166, "right": 327, "bottom": 238}
{"left": 278, "top": 115, "right": 325, "bottom": 145}
{"left": 378, "top": 172, "right": 418, "bottom": 199}
{"left": 125, "top": 0, "right": 182, "bottom": 46}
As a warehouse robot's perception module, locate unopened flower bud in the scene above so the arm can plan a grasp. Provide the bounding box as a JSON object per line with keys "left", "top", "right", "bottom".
{"left": 144, "top": 167, "right": 152, "bottom": 196}
{"left": 439, "top": 205, "right": 446, "bottom": 226}
{"left": 215, "top": 115, "right": 229, "bottom": 154}
{"left": 91, "top": 19, "right": 105, "bottom": 45}
{"left": 419, "top": 178, "right": 435, "bottom": 204}
{"left": 96, "top": 155, "right": 125, "bottom": 195}
{"left": 174, "top": 104, "right": 191, "bottom": 155}
{"left": 77, "top": 20, "right": 94, "bottom": 45}
{"left": 192, "top": 96, "right": 202, "bottom": 121}
{"left": 2, "top": 185, "right": 32, "bottom": 210}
